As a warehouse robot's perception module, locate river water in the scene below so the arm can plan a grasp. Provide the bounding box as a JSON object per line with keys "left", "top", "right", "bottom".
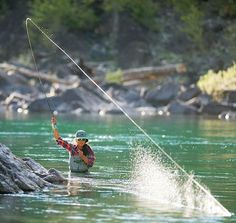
{"left": 0, "top": 113, "right": 235, "bottom": 222}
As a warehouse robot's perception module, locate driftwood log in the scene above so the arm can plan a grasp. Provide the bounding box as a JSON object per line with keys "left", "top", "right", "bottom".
{"left": 0, "top": 143, "right": 66, "bottom": 193}
{"left": 122, "top": 63, "right": 186, "bottom": 82}
{"left": 0, "top": 62, "right": 80, "bottom": 85}
{"left": 105, "top": 63, "right": 186, "bottom": 85}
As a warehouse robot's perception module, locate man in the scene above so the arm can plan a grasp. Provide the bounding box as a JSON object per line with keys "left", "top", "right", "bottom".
{"left": 51, "top": 116, "right": 95, "bottom": 172}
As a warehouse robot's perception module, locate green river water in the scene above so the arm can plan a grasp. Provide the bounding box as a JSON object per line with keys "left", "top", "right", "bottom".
{"left": 0, "top": 113, "right": 235, "bottom": 223}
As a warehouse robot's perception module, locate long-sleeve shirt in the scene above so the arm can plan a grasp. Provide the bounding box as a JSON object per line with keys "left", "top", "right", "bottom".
{"left": 56, "top": 137, "right": 95, "bottom": 172}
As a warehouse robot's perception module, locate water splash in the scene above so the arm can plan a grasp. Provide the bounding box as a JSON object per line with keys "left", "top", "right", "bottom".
{"left": 129, "top": 146, "right": 231, "bottom": 216}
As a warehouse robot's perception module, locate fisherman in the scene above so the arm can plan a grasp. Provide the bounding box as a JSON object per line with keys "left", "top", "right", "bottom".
{"left": 51, "top": 116, "right": 95, "bottom": 173}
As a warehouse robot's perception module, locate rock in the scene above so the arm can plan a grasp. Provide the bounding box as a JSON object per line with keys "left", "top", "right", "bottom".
{"left": 43, "top": 168, "right": 66, "bottom": 183}
{"left": 56, "top": 102, "right": 75, "bottom": 113}
{"left": 178, "top": 84, "right": 201, "bottom": 101}
{"left": 0, "top": 104, "right": 5, "bottom": 114}
{"left": 99, "top": 103, "right": 125, "bottom": 115}
{"left": 201, "top": 102, "right": 236, "bottom": 115}
{"left": 135, "top": 106, "right": 157, "bottom": 116}
{"left": 145, "top": 82, "right": 180, "bottom": 106}
{"left": 0, "top": 171, "right": 23, "bottom": 193}
{"left": 22, "top": 157, "right": 49, "bottom": 176}
{"left": 70, "top": 107, "right": 83, "bottom": 115}
{"left": 0, "top": 70, "right": 28, "bottom": 90}
{"left": 167, "top": 100, "right": 199, "bottom": 114}
{"left": 218, "top": 111, "right": 236, "bottom": 120}
{"left": 224, "top": 90, "right": 236, "bottom": 103}
{"left": 0, "top": 92, "right": 5, "bottom": 102}
{"left": 61, "top": 87, "right": 108, "bottom": 113}
{"left": 187, "top": 94, "right": 212, "bottom": 110}
{"left": 102, "top": 83, "right": 141, "bottom": 104}
{"left": 28, "top": 96, "right": 63, "bottom": 112}
{"left": 0, "top": 143, "right": 66, "bottom": 194}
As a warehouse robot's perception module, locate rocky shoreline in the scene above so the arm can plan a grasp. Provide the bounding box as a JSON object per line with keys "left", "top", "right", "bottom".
{"left": 0, "top": 143, "right": 66, "bottom": 193}
{"left": 0, "top": 63, "right": 236, "bottom": 120}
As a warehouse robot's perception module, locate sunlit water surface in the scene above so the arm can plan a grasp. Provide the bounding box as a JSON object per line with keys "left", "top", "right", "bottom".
{"left": 0, "top": 113, "right": 235, "bottom": 222}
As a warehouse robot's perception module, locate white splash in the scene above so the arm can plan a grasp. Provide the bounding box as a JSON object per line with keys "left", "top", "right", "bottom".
{"left": 129, "top": 146, "right": 231, "bottom": 216}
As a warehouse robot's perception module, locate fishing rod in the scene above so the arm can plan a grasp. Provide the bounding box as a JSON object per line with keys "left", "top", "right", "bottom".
{"left": 26, "top": 20, "right": 56, "bottom": 116}
{"left": 25, "top": 18, "right": 231, "bottom": 216}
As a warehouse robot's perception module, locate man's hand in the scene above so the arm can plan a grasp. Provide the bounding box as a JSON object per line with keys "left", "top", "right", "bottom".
{"left": 78, "top": 149, "right": 89, "bottom": 165}
{"left": 51, "top": 116, "right": 57, "bottom": 126}
{"left": 51, "top": 116, "right": 60, "bottom": 139}
{"left": 78, "top": 149, "right": 84, "bottom": 157}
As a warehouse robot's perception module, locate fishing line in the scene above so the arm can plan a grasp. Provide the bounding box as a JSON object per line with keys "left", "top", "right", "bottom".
{"left": 25, "top": 18, "right": 231, "bottom": 216}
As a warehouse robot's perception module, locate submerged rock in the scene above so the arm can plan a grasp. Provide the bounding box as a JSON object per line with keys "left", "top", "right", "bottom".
{"left": 0, "top": 143, "right": 66, "bottom": 194}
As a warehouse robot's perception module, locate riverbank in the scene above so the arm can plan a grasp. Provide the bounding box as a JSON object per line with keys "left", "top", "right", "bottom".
{"left": 1, "top": 2, "right": 236, "bottom": 120}
{"left": 0, "top": 62, "right": 235, "bottom": 120}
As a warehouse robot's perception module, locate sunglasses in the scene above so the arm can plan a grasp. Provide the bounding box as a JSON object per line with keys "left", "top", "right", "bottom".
{"left": 76, "top": 138, "right": 87, "bottom": 141}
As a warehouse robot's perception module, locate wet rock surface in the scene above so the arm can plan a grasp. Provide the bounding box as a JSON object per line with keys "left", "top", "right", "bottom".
{"left": 0, "top": 143, "right": 66, "bottom": 194}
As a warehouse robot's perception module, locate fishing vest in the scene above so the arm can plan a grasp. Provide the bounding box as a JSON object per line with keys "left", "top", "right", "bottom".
{"left": 69, "top": 144, "right": 90, "bottom": 173}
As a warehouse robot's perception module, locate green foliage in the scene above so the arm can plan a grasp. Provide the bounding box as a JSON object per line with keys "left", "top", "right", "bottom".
{"left": 105, "top": 69, "right": 123, "bottom": 84}
{"left": 103, "top": 0, "right": 159, "bottom": 30}
{"left": 172, "top": 0, "right": 203, "bottom": 48}
{"left": 30, "top": 0, "right": 99, "bottom": 32}
{"left": 127, "top": 0, "right": 158, "bottom": 30}
{"left": 0, "top": 0, "right": 7, "bottom": 19}
{"left": 225, "top": 24, "right": 236, "bottom": 60}
{"left": 207, "top": 0, "right": 236, "bottom": 17}
{"left": 197, "top": 63, "right": 236, "bottom": 101}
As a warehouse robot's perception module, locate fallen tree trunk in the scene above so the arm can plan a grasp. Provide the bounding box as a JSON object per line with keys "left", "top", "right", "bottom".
{"left": 0, "top": 62, "right": 80, "bottom": 85}
{"left": 105, "top": 63, "right": 186, "bottom": 84}
{"left": 122, "top": 63, "right": 186, "bottom": 82}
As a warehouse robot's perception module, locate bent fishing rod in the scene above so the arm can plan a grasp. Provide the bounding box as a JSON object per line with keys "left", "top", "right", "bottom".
{"left": 25, "top": 18, "right": 231, "bottom": 216}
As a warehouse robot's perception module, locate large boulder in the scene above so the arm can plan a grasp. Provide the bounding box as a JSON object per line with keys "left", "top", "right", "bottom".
{"left": 101, "top": 83, "right": 142, "bottom": 104}
{"left": 145, "top": 83, "right": 180, "bottom": 106}
{"left": 27, "top": 96, "right": 63, "bottom": 112}
{"left": 0, "top": 143, "right": 66, "bottom": 193}
{"left": 178, "top": 84, "right": 201, "bottom": 102}
{"left": 61, "top": 87, "right": 109, "bottom": 113}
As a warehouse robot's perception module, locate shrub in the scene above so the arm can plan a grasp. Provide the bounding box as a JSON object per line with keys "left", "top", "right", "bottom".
{"left": 105, "top": 69, "right": 123, "bottom": 84}
{"left": 197, "top": 63, "right": 236, "bottom": 100}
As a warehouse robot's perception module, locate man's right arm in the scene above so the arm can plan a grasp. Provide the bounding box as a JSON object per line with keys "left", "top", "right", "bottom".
{"left": 51, "top": 116, "right": 74, "bottom": 153}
